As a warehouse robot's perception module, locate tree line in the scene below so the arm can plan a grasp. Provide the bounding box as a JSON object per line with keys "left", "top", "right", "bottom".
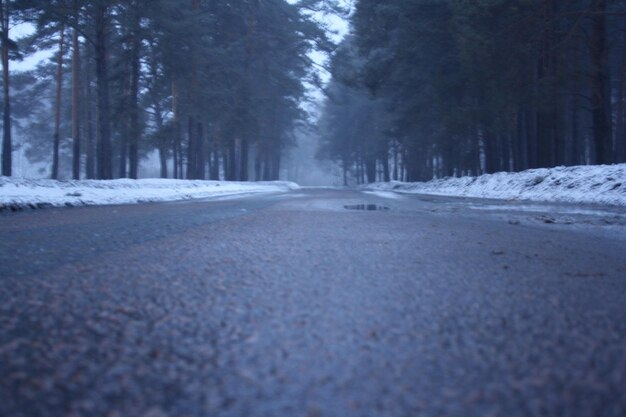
{"left": 0, "top": 0, "right": 333, "bottom": 180}
{"left": 318, "top": 0, "right": 626, "bottom": 184}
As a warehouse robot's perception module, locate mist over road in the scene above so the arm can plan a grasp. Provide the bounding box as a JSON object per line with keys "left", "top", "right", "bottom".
{"left": 1, "top": 189, "right": 625, "bottom": 417}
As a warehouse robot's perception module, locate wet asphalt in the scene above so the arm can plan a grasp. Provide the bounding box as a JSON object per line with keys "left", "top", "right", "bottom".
{"left": 1, "top": 188, "right": 625, "bottom": 417}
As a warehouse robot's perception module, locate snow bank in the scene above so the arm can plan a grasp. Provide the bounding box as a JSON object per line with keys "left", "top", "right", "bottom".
{"left": 0, "top": 177, "right": 299, "bottom": 210}
{"left": 366, "top": 164, "right": 626, "bottom": 206}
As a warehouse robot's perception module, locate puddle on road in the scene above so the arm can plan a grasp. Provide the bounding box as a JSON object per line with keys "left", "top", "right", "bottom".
{"left": 344, "top": 204, "right": 390, "bottom": 211}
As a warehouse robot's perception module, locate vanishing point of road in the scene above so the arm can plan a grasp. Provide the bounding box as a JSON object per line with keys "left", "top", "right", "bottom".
{"left": 1, "top": 188, "right": 625, "bottom": 417}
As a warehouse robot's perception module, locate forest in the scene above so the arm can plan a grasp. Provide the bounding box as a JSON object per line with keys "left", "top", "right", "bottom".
{"left": 3, "top": 1, "right": 626, "bottom": 186}
{"left": 318, "top": 0, "right": 626, "bottom": 184}
{"left": 0, "top": 0, "right": 334, "bottom": 180}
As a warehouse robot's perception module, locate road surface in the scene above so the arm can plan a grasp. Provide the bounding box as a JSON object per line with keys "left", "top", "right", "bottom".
{"left": 1, "top": 188, "right": 625, "bottom": 417}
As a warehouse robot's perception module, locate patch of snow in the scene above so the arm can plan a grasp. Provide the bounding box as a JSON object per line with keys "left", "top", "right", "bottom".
{"left": 365, "top": 164, "right": 626, "bottom": 206}
{"left": 363, "top": 191, "right": 405, "bottom": 200}
{"left": 467, "top": 204, "right": 621, "bottom": 217}
{"left": 0, "top": 177, "right": 299, "bottom": 209}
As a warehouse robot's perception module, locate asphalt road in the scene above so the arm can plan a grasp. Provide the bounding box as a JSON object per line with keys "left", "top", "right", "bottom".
{"left": 1, "top": 188, "right": 625, "bottom": 417}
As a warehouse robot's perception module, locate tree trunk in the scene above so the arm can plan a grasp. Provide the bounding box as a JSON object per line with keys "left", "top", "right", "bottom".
{"left": 483, "top": 129, "right": 498, "bottom": 174}
{"left": 171, "top": 79, "right": 181, "bottom": 179}
{"left": 616, "top": 17, "right": 626, "bottom": 163}
{"left": 152, "top": 99, "right": 167, "bottom": 178}
{"left": 271, "top": 151, "right": 280, "bottom": 180}
{"left": 1, "top": 0, "right": 11, "bottom": 177}
{"left": 51, "top": 25, "right": 66, "bottom": 179}
{"left": 382, "top": 156, "right": 390, "bottom": 182}
{"left": 84, "top": 57, "right": 96, "bottom": 179}
{"left": 240, "top": 138, "right": 249, "bottom": 181}
{"left": 71, "top": 14, "right": 81, "bottom": 180}
{"left": 392, "top": 141, "right": 399, "bottom": 181}
{"left": 227, "top": 139, "right": 237, "bottom": 181}
{"left": 590, "top": 0, "right": 611, "bottom": 164}
{"left": 172, "top": 137, "right": 178, "bottom": 179}
{"left": 365, "top": 157, "right": 376, "bottom": 183}
{"left": 185, "top": 0, "right": 201, "bottom": 179}
{"left": 262, "top": 149, "right": 271, "bottom": 181}
{"left": 569, "top": 97, "right": 580, "bottom": 165}
{"left": 118, "top": 89, "right": 127, "bottom": 179}
{"left": 118, "top": 55, "right": 131, "bottom": 178}
{"left": 222, "top": 150, "right": 230, "bottom": 180}
{"left": 381, "top": 140, "right": 390, "bottom": 181}
{"left": 210, "top": 124, "right": 220, "bottom": 180}
{"left": 196, "top": 121, "right": 204, "bottom": 179}
{"left": 186, "top": 116, "right": 195, "bottom": 179}
{"left": 128, "top": 2, "right": 141, "bottom": 179}
{"left": 95, "top": 2, "right": 112, "bottom": 179}
{"left": 254, "top": 145, "right": 262, "bottom": 181}
{"left": 513, "top": 110, "right": 524, "bottom": 171}
{"left": 158, "top": 139, "right": 167, "bottom": 179}
{"left": 119, "top": 132, "right": 127, "bottom": 178}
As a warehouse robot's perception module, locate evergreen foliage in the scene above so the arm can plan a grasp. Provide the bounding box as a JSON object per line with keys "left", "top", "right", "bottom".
{"left": 320, "top": 0, "right": 626, "bottom": 183}
{"left": 1, "top": 0, "right": 332, "bottom": 180}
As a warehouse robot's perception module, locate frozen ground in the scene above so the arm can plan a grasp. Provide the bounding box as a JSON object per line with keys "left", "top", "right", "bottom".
{"left": 366, "top": 164, "right": 626, "bottom": 206}
{"left": 0, "top": 177, "right": 299, "bottom": 210}
{"left": 3, "top": 164, "right": 625, "bottom": 212}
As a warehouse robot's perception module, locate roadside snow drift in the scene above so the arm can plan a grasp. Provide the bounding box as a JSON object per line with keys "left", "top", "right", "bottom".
{"left": 0, "top": 177, "right": 299, "bottom": 210}
{"left": 366, "top": 164, "right": 626, "bottom": 206}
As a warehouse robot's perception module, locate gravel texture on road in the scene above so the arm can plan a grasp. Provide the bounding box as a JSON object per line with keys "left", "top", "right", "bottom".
{"left": 1, "top": 189, "right": 625, "bottom": 417}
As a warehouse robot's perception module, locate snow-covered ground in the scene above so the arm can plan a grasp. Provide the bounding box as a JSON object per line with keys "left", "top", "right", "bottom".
{"left": 3, "top": 164, "right": 625, "bottom": 211}
{"left": 365, "top": 164, "right": 626, "bottom": 206}
{"left": 0, "top": 177, "right": 299, "bottom": 210}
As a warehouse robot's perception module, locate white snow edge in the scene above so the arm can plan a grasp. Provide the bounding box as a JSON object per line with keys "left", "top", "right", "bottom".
{"left": 0, "top": 177, "right": 300, "bottom": 208}
{"left": 365, "top": 164, "right": 626, "bottom": 207}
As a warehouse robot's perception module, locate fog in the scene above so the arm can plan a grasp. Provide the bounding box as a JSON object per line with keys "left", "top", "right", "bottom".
{"left": 3, "top": 1, "right": 351, "bottom": 185}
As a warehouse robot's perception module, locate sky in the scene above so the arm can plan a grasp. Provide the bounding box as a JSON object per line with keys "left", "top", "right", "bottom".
{"left": 10, "top": 22, "right": 54, "bottom": 72}
{"left": 310, "top": 0, "right": 353, "bottom": 87}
